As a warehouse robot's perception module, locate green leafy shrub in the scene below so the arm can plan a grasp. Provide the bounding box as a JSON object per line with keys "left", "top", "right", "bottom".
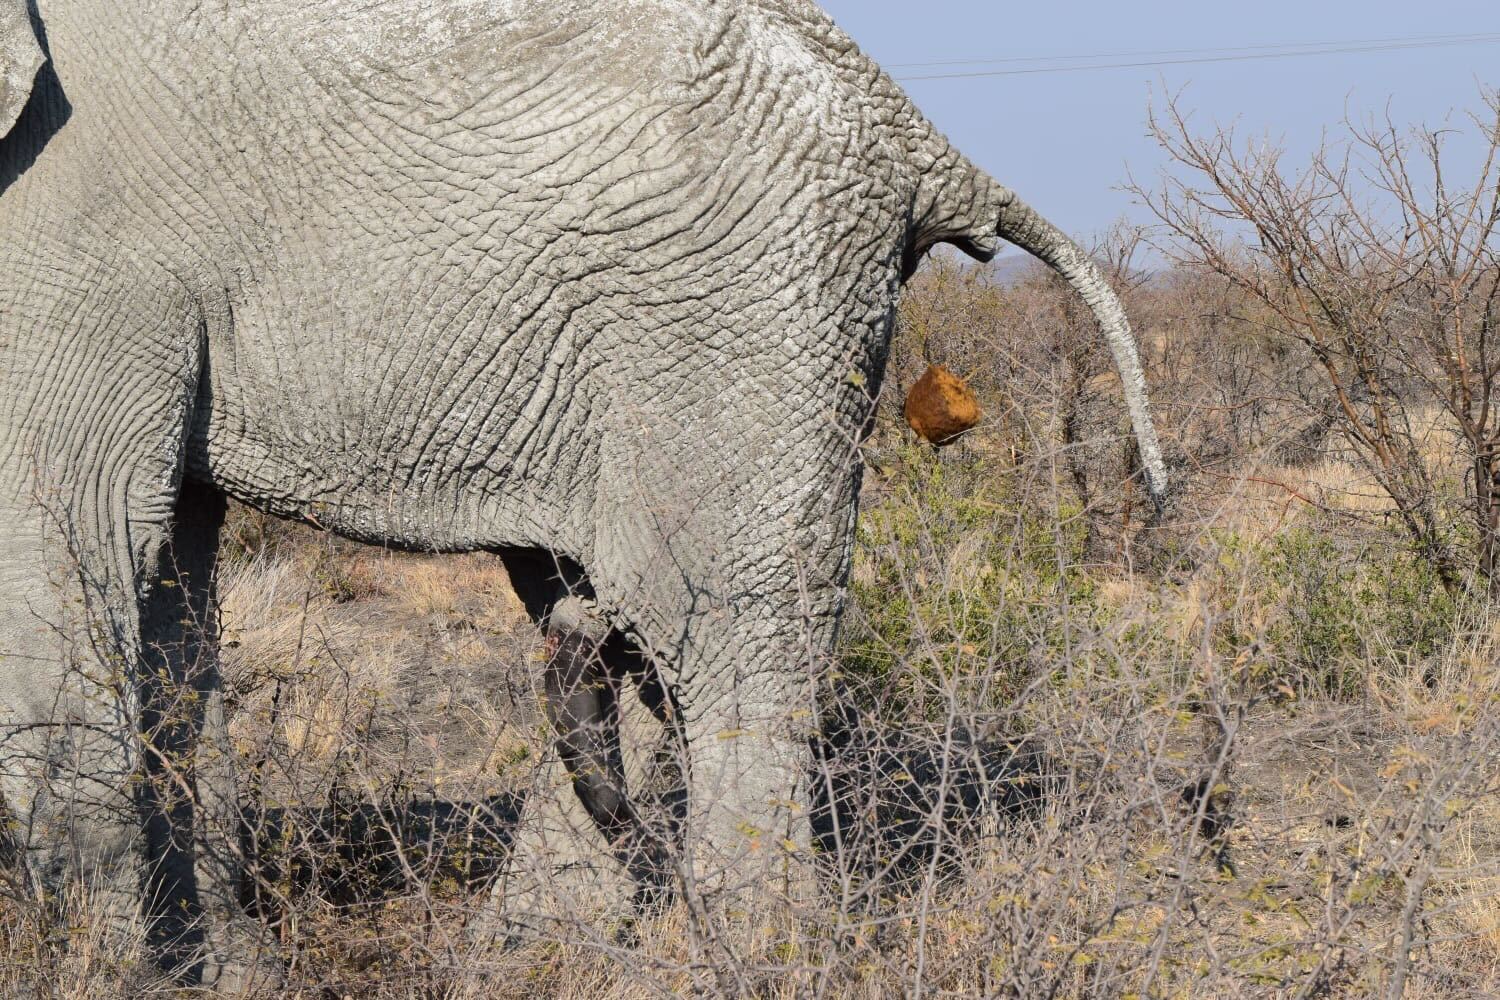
{"left": 1260, "top": 523, "right": 1462, "bottom": 696}
{"left": 840, "top": 444, "right": 1099, "bottom": 718}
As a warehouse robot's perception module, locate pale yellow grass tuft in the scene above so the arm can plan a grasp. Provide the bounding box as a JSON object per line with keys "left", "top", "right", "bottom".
{"left": 0, "top": 881, "right": 164, "bottom": 999}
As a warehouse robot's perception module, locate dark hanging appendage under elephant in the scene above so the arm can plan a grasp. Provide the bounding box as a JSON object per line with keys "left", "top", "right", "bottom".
{"left": 0, "top": 0, "right": 1168, "bottom": 986}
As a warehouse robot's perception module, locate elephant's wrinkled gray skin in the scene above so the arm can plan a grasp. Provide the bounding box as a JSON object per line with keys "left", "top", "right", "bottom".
{"left": 0, "top": 0, "right": 1168, "bottom": 981}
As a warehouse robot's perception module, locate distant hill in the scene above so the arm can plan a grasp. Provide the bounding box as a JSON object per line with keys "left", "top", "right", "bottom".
{"left": 989, "top": 254, "right": 1042, "bottom": 287}
{"left": 925, "top": 248, "right": 1162, "bottom": 287}
{"left": 923, "top": 247, "right": 1046, "bottom": 285}
{"left": 986, "top": 252, "right": 1164, "bottom": 288}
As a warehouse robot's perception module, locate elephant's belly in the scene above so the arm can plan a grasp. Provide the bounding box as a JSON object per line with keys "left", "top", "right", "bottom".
{"left": 187, "top": 368, "right": 591, "bottom": 555}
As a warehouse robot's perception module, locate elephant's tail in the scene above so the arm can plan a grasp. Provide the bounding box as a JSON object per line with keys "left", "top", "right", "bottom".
{"left": 915, "top": 148, "right": 1170, "bottom": 513}
{"left": 898, "top": 97, "right": 1167, "bottom": 511}
{"left": 797, "top": 7, "right": 1170, "bottom": 510}
{"left": 990, "top": 190, "right": 1169, "bottom": 513}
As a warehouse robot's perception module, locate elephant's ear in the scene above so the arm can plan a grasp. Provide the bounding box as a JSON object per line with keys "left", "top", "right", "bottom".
{"left": 0, "top": 0, "right": 43, "bottom": 138}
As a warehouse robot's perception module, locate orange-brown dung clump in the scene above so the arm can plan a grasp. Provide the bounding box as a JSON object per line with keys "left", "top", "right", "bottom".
{"left": 903, "top": 364, "right": 982, "bottom": 445}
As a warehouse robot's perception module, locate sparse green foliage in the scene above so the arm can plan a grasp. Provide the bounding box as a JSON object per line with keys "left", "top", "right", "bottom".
{"left": 842, "top": 443, "right": 1097, "bottom": 716}
{"left": 1260, "top": 523, "right": 1463, "bottom": 696}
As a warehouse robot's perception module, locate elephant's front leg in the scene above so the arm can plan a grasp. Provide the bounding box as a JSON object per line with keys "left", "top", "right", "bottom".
{"left": 541, "top": 599, "right": 674, "bottom": 908}
{"left": 136, "top": 481, "right": 278, "bottom": 989}
{"left": 136, "top": 482, "right": 222, "bottom": 977}
{"left": 0, "top": 258, "right": 278, "bottom": 985}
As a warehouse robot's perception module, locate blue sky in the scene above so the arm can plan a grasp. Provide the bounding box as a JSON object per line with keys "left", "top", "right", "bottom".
{"left": 819, "top": 2, "right": 1499, "bottom": 247}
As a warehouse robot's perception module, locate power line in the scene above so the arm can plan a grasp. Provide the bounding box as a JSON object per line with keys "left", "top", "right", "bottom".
{"left": 893, "top": 34, "right": 1500, "bottom": 82}
{"left": 885, "top": 31, "right": 1488, "bottom": 69}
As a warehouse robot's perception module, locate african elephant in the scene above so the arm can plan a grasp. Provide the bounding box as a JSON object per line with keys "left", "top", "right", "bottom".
{"left": 0, "top": 0, "right": 1168, "bottom": 983}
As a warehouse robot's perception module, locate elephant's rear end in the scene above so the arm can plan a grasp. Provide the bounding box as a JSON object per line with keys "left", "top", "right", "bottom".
{"left": 0, "top": 0, "right": 1166, "bottom": 973}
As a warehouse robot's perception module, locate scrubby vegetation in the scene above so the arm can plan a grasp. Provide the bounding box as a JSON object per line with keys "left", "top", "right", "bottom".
{"left": 4, "top": 97, "right": 1500, "bottom": 998}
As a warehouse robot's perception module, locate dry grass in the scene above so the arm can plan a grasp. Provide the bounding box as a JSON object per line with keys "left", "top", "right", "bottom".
{"left": 6, "top": 252, "right": 1500, "bottom": 998}
{"left": 0, "top": 881, "right": 163, "bottom": 999}
{"left": 5, "top": 461, "right": 1499, "bottom": 999}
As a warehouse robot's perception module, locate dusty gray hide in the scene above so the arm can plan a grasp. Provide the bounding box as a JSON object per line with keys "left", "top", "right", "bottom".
{"left": 0, "top": 0, "right": 1167, "bottom": 983}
